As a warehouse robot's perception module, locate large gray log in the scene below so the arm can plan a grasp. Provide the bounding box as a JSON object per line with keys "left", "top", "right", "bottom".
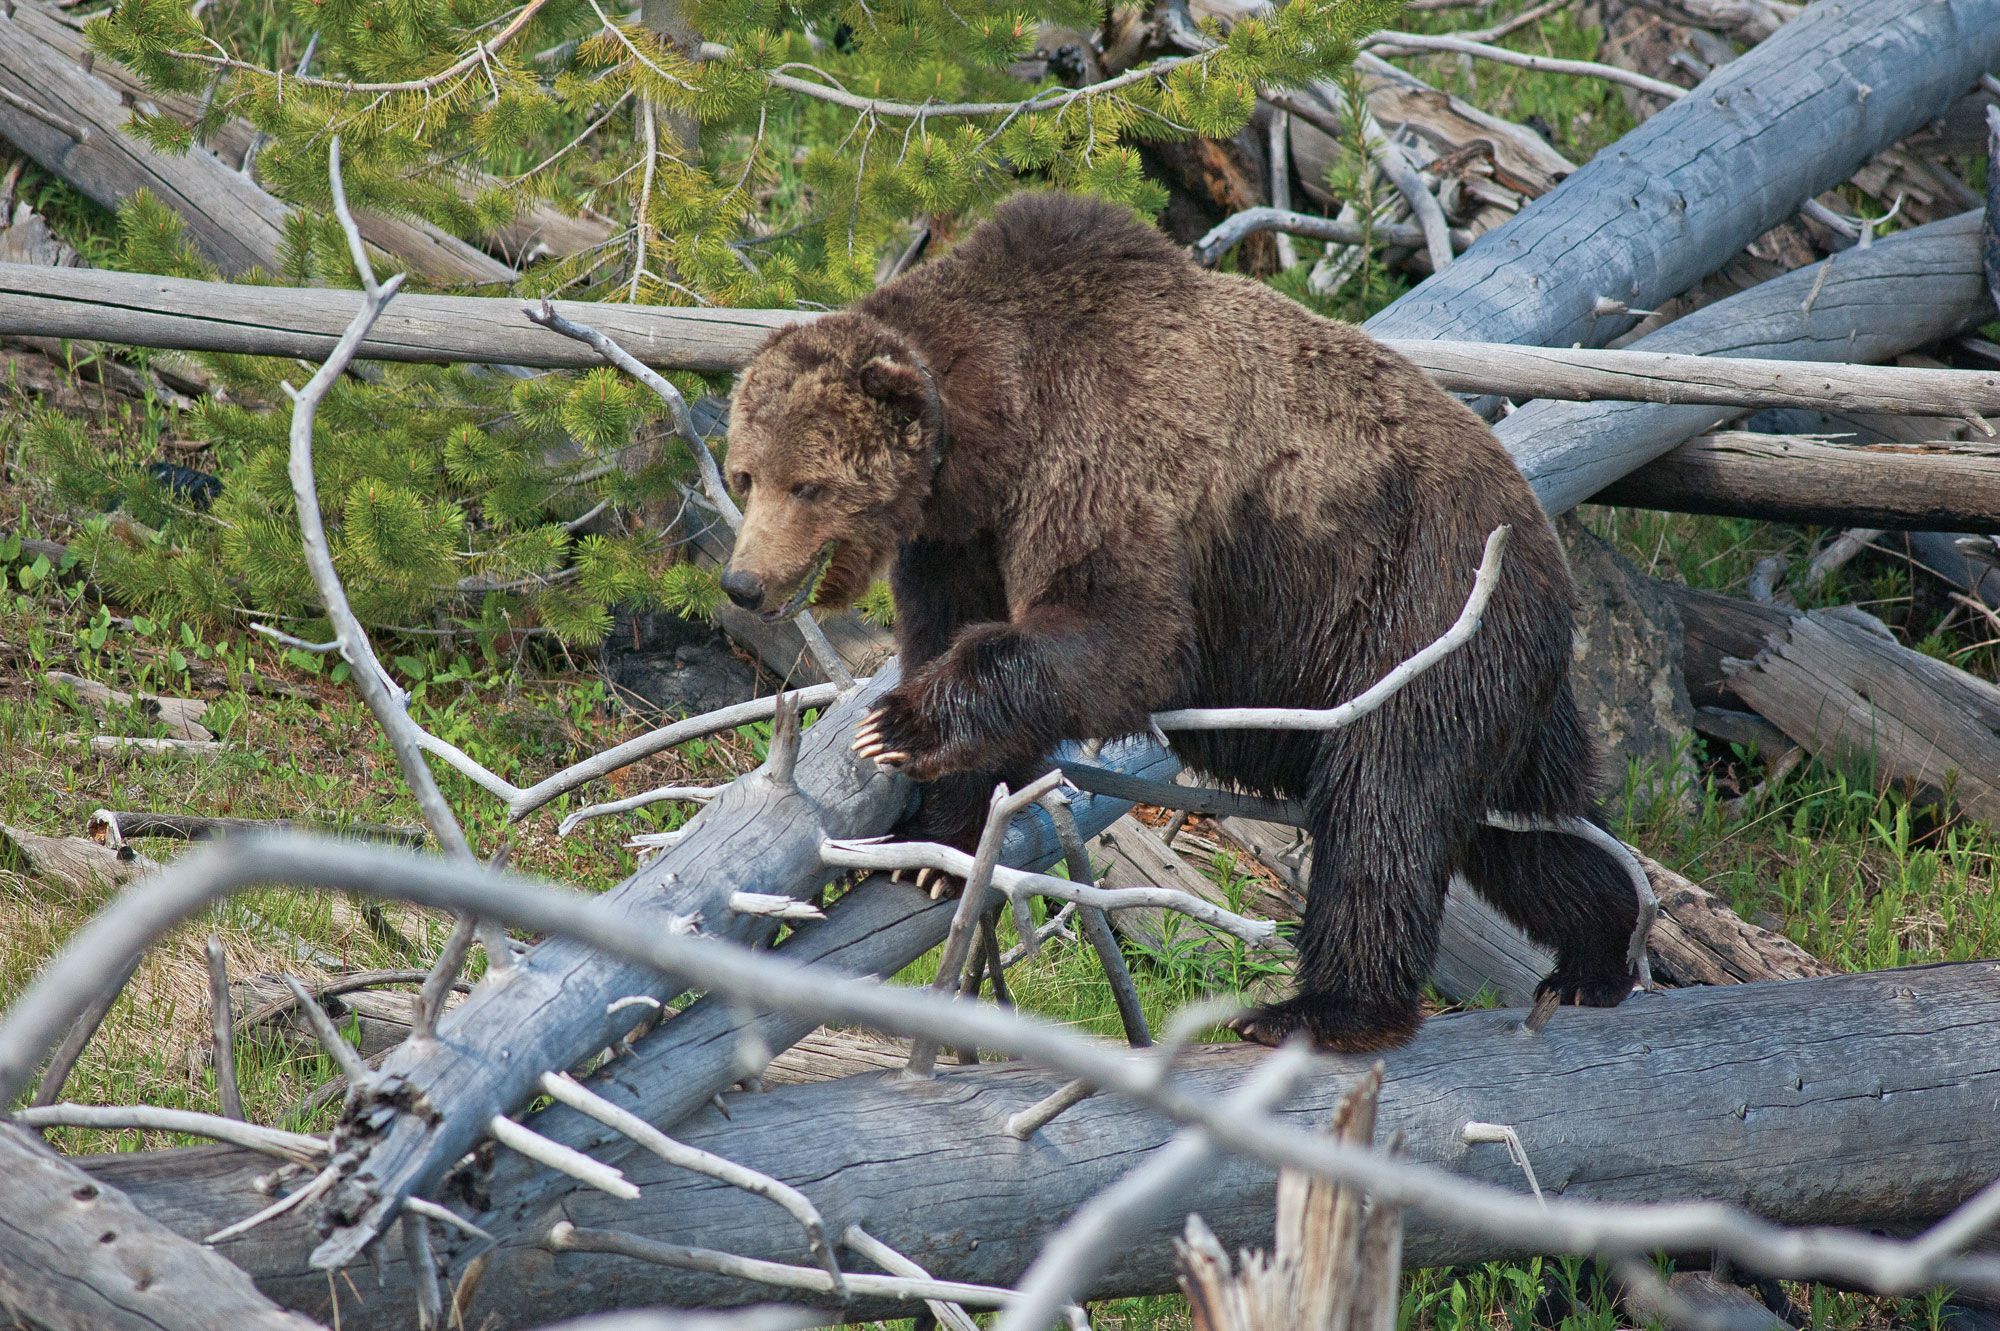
{"left": 1594, "top": 431, "right": 2000, "bottom": 530}
{"left": 0, "top": 3, "right": 289, "bottom": 277}
{"left": 309, "top": 673, "right": 905, "bottom": 1266}
{"left": 1501, "top": 210, "right": 1993, "bottom": 514}
{"left": 0, "top": 1123, "right": 325, "bottom": 1331}
{"left": 0, "top": 2, "right": 514, "bottom": 285}
{"left": 1359, "top": 0, "right": 2000, "bottom": 352}
{"left": 81, "top": 962, "right": 2000, "bottom": 1327}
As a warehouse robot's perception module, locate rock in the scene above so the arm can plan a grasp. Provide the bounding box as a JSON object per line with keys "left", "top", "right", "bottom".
{"left": 1559, "top": 514, "right": 1697, "bottom": 802}
{"left": 599, "top": 607, "right": 758, "bottom": 718}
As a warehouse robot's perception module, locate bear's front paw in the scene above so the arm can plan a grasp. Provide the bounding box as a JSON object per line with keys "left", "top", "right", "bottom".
{"left": 851, "top": 691, "right": 965, "bottom": 783}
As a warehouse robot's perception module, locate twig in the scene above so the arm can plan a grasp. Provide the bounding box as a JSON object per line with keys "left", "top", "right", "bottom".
{"left": 415, "top": 683, "right": 842, "bottom": 821}
{"left": 559, "top": 784, "right": 719, "bottom": 836}
{"left": 822, "top": 838, "right": 1279, "bottom": 947}
{"left": 285, "top": 140, "right": 507, "bottom": 967}
{"left": 842, "top": 1225, "right": 980, "bottom": 1331}
{"left": 1042, "top": 789, "right": 1151, "bottom": 1047}
{"left": 0, "top": 85, "right": 90, "bottom": 142}
{"left": 413, "top": 916, "right": 478, "bottom": 1043}
{"left": 403, "top": 1212, "right": 444, "bottom": 1330}
{"left": 205, "top": 936, "right": 244, "bottom": 1121}
{"left": 11, "top": 1103, "right": 327, "bottom": 1164}
{"left": 1155, "top": 526, "right": 1509, "bottom": 731}
{"left": 995, "top": 1044, "right": 1316, "bottom": 1331}
{"left": 1004, "top": 1077, "right": 1098, "bottom": 1140}
{"left": 903, "top": 770, "right": 1069, "bottom": 1077}
{"left": 1364, "top": 30, "right": 1685, "bottom": 99}
{"left": 547, "top": 1221, "right": 1022, "bottom": 1307}
{"left": 1485, "top": 814, "right": 1657, "bottom": 989}
{"left": 282, "top": 975, "right": 369, "bottom": 1086}
{"left": 487, "top": 1113, "right": 641, "bottom": 1200}
{"left": 1362, "top": 111, "right": 1454, "bottom": 274}
{"left": 1802, "top": 528, "right": 1884, "bottom": 591}
{"left": 1265, "top": 109, "right": 1301, "bottom": 271}
{"left": 204, "top": 1163, "right": 340, "bottom": 1245}
{"left": 522, "top": 301, "right": 853, "bottom": 687}
{"left": 1462, "top": 1121, "right": 1547, "bottom": 1206}
{"left": 1191, "top": 206, "right": 1471, "bottom": 267}
{"left": 15, "top": 836, "right": 2000, "bottom": 1299}
{"left": 29, "top": 952, "right": 140, "bottom": 1109}
{"left": 539, "top": 1071, "right": 847, "bottom": 1294}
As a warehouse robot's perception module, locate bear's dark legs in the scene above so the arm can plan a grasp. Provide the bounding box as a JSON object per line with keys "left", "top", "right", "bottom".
{"left": 1457, "top": 688, "right": 1640, "bottom": 1007}
{"left": 1230, "top": 738, "right": 1474, "bottom": 1052}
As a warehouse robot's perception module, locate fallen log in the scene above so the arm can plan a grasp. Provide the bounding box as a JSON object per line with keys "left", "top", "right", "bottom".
{"left": 16, "top": 259, "right": 2000, "bottom": 418}
{"left": 1593, "top": 431, "right": 2000, "bottom": 530}
{"left": 1664, "top": 583, "right": 2000, "bottom": 824}
{"left": 16, "top": 0, "right": 608, "bottom": 270}
{"left": 1499, "top": 210, "right": 1992, "bottom": 514}
{"left": 78, "top": 962, "right": 2000, "bottom": 1326}
{"left": 1361, "top": 0, "right": 2000, "bottom": 351}
{"left": 0, "top": 2, "right": 513, "bottom": 284}
{"left": 0, "top": 1123, "right": 322, "bottom": 1331}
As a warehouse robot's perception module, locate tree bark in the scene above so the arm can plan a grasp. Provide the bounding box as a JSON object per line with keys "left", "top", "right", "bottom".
{"left": 0, "top": 1123, "right": 324, "bottom": 1331}
{"left": 0, "top": 1, "right": 516, "bottom": 284}
{"left": 1360, "top": 0, "right": 2000, "bottom": 353}
{"left": 1497, "top": 210, "right": 1991, "bottom": 515}
{"left": 80, "top": 963, "right": 2000, "bottom": 1327}
{"left": 1594, "top": 431, "right": 2000, "bottom": 530}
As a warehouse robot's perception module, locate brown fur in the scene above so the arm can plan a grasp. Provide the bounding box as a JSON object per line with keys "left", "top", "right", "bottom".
{"left": 723, "top": 191, "right": 1640, "bottom": 1050}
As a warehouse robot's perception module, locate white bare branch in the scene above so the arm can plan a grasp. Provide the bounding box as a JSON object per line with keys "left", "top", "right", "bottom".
{"left": 539, "top": 1071, "right": 846, "bottom": 1293}
{"left": 821, "top": 839, "right": 1280, "bottom": 948}
{"left": 10, "top": 1104, "right": 327, "bottom": 1165}
{"left": 1152, "top": 525, "right": 1509, "bottom": 732}
{"left": 558, "top": 785, "right": 721, "bottom": 838}
{"left": 487, "top": 1114, "right": 641, "bottom": 1201}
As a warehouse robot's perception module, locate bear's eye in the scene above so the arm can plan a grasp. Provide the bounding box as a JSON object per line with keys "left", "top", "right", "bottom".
{"left": 790, "top": 482, "right": 824, "bottom": 503}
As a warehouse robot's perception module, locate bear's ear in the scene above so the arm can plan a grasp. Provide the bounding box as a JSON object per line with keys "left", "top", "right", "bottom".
{"left": 858, "top": 352, "right": 929, "bottom": 418}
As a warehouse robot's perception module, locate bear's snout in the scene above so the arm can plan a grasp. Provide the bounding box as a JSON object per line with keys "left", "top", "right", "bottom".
{"left": 720, "top": 567, "right": 765, "bottom": 610}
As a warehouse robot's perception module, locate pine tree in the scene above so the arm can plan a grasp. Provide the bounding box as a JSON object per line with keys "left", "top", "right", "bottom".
{"left": 31, "top": 0, "right": 1390, "bottom": 647}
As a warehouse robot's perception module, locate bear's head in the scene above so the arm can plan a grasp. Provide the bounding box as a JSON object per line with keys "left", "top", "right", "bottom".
{"left": 719, "top": 313, "right": 942, "bottom": 621}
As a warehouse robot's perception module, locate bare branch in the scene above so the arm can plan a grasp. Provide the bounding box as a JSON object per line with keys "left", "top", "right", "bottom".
{"left": 1363, "top": 31, "right": 1685, "bottom": 99}
{"left": 903, "top": 769, "right": 1069, "bottom": 1077}
{"left": 546, "top": 1221, "right": 1021, "bottom": 1307}
{"left": 165, "top": 0, "right": 550, "bottom": 94}
{"left": 204, "top": 1164, "right": 339, "bottom": 1246}
{"left": 31, "top": 953, "right": 140, "bottom": 1108}
{"left": 822, "top": 840, "right": 1282, "bottom": 949}
{"left": 281, "top": 976, "right": 369, "bottom": 1087}
{"left": 204, "top": 936, "right": 244, "bottom": 1121}
{"left": 558, "top": 784, "right": 720, "bottom": 837}
{"left": 1153, "top": 526, "right": 1508, "bottom": 731}
{"left": 1004, "top": 1077, "right": 1098, "bottom": 1140}
{"left": 841, "top": 1225, "right": 980, "bottom": 1331}
{"left": 486, "top": 1114, "right": 641, "bottom": 1201}
{"left": 1192, "top": 206, "right": 1472, "bottom": 267}
{"left": 1041, "top": 788, "right": 1150, "bottom": 1047}
{"left": 10, "top": 1104, "right": 326, "bottom": 1165}
{"left": 540, "top": 1071, "right": 846, "bottom": 1295}
{"left": 1361, "top": 110, "right": 1455, "bottom": 274}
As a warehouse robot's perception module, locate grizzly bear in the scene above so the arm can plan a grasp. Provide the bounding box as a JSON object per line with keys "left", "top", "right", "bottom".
{"left": 718, "top": 191, "right": 1640, "bottom": 1051}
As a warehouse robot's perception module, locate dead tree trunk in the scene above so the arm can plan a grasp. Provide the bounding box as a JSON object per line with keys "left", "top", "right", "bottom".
{"left": 1360, "top": 0, "right": 2000, "bottom": 353}
{"left": 0, "top": 1124, "right": 323, "bottom": 1331}
{"left": 77, "top": 962, "right": 2000, "bottom": 1327}
{"left": 0, "top": 2, "right": 514, "bottom": 284}
{"left": 1495, "top": 209, "right": 1990, "bottom": 514}
{"left": 1593, "top": 431, "right": 2000, "bottom": 530}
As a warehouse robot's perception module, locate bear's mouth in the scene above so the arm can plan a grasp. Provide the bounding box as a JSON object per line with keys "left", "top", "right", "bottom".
{"left": 759, "top": 541, "right": 838, "bottom": 622}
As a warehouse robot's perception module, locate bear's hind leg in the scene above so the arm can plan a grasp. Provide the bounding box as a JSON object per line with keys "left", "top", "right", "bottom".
{"left": 1459, "top": 691, "right": 1641, "bottom": 1008}
{"left": 1229, "top": 742, "right": 1469, "bottom": 1052}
